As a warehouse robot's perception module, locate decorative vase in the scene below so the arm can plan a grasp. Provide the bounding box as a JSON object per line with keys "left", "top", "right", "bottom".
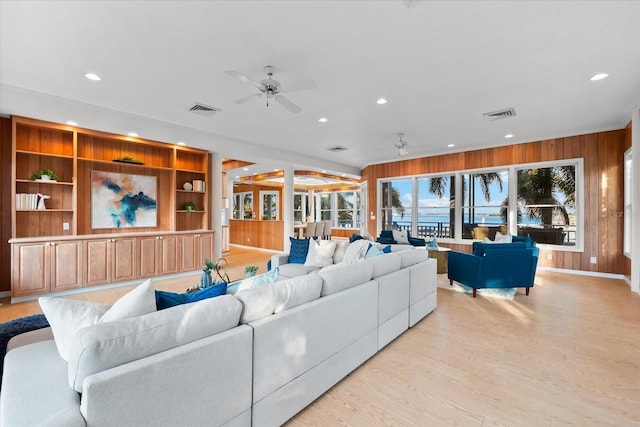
{"left": 199, "top": 270, "right": 212, "bottom": 289}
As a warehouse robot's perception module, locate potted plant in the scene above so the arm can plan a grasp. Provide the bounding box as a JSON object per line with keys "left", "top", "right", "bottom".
{"left": 244, "top": 265, "right": 259, "bottom": 277}
{"left": 199, "top": 258, "right": 216, "bottom": 289}
{"left": 30, "top": 169, "right": 58, "bottom": 181}
{"left": 184, "top": 201, "right": 197, "bottom": 213}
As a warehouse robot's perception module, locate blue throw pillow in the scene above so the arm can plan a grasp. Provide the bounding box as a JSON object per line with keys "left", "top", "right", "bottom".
{"left": 226, "top": 267, "right": 279, "bottom": 295}
{"left": 349, "top": 233, "right": 364, "bottom": 243}
{"left": 365, "top": 243, "right": 383, "bottom": 259}
{"left": 382, "top": 245, "right": 392, "bottom": 253}
{"left": 155, "top": 282, "right": 227, "bottom": 310}
{"left": 289, "top": 237, "right": 310, "bottom": 264}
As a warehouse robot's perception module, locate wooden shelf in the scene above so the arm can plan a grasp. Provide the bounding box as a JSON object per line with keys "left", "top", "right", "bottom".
{"left": 77, "top": 156, "right": 174, "bottom": 171}
{"left": 16, "top": 179, "right": 74, "bottom": 186}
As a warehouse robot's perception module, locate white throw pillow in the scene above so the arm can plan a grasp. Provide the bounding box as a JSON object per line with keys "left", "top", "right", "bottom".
{"left": 494, "top": 231, "right": 513, "bottom": 243}
{"left": 392, "top": 229, "right": 410, "bottom": 244}
{"left": 39, "top": 279, "right": 157, "bottom": 361}
{"left": 343, "top": 240, "right": 371, "bottom": 263}
{"left": 304, "top": 239, "right": 337, "bottom": 267}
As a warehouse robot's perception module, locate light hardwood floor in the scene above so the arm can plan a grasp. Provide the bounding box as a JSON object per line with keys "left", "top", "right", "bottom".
{"left": 2, "top": 247, "right": 638, "bottom": 426}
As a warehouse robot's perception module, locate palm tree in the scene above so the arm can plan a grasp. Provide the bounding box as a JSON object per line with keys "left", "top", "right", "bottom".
{"left": 517, "top": 166, "right": 573, "bottom": 226}
{"left": 381, "top": 183, "right": 405, "bottom": 230}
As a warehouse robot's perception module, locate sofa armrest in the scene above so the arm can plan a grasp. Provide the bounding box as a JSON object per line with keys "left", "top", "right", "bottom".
{"left": 447, "top": 251, "right": 484, "bottom": 287}
{"left": 270, "top": 253, "right": 290, "bottom": 268}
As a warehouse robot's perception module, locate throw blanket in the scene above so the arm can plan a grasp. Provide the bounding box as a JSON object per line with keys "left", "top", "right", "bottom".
{"left": 0, "top": 314, "right": 50, "bottom": 391}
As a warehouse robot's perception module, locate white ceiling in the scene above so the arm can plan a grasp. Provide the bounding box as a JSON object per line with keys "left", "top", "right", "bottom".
{"left": 1, "top": 1, "right": 639, "bottom": 181}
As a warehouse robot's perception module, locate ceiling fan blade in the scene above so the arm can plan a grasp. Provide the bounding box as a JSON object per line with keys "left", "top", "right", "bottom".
{"left": 281, "top": 80, "right": 317, "bottom": 94}
{"left": 234, "top": 93, "right": 262, "bottom": 105}
{"left": 274, "top": 94, "right": 302, "bottom": 114}
{"left": 225, "top": 70, "right": 262, "bottom": 89}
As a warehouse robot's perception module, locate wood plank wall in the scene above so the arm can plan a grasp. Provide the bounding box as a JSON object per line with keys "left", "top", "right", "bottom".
{"left": 0, "top": 118, "right": 12, "bottom": 292}
{"left": 362, "top": 129, "right": 627, "bottom": 275}
{"left": 229, "top": 219, "right": 284, "bottom": 251}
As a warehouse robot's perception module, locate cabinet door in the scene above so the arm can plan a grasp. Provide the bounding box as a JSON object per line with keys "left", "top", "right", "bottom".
{"left": 159, "top": 235, "right": 179, "bottom": 275}
{"left": 138, "top": 236, "right": 160, "bottom": 278}
{"left": 197, "top": 232, "right": 214, "bottom": 265}
{"left": 12, "top": 243, "right": 50, "bottom": 297}
{"left": 112, "top": 237, "right": 136, "bottom": 282}
{"left": 84, "top": 239, "right": 110, "bottom": 286}
{"left": 179, "top": 234, "right": 197, "bottom": 272}
{"left": 50, "top": 241, "right": 82, "bottom": 292}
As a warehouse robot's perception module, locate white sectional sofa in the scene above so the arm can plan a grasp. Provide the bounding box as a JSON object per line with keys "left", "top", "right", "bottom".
{"left": 1, "top": 244, "right": 437, "bottom": 427}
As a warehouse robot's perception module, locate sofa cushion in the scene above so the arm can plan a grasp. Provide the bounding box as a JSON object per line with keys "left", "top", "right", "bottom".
{"left": 398, "top": 248, "right": 428, "bottom": 268}
{"left": 226, "top": 267, "right": 279, "bottom": 294}
{"left": 319, "top": 262, "right": 374, "bottom": 296}
{"left": 235, "top": 275, "right": 323, "bottom": 323}
{"left": 155, "top": 282, "right": 227, "bottom": 310}
{"left": 304, "top": 239, "right": 337, "bottom": 267}
{"left": 332, "top": 240, "right": 349, "bottom": 264}
{"left": 67, "top": 294, "right": 242, "bottom": 393}
{"left": 277, "top": 263, "right": 319, "bottom": 279}
{"left": 288, "top": 237, "right": 310, "bottom": 264}
{"left": 39, "top": 279, "right": 156, "bottom": 361}
{"left": 364, "top": 252, "right": 402, "bottom": 278}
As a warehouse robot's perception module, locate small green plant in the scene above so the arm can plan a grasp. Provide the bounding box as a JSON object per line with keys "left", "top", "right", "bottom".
{"left": 184, "top": 201, "right": 197, "bottom": 212}
{"left": 30, "top": 169, "right": 58, "bottom": 181}
{"left": 244, "top": 265, "right": 259, "bottom": 276}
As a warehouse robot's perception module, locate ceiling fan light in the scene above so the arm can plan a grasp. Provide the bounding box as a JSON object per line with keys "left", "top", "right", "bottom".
{"left": 398, "top": 148, "right": 408, "bottom": 156}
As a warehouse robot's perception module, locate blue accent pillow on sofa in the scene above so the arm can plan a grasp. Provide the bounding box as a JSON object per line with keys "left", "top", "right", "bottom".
{"left": 289, "top": 237, "right": 310, "bottom": 264}
{"left": 155, "top": 282, "right": 227, "bottom": 310}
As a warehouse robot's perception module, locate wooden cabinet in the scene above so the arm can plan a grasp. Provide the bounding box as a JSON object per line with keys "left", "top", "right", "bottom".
{"left": 9, "top": 116, "right": 214, "bottom": 299}
{"left": 84, "top": 237, "right": 137, "bottom": 287}
{"left": 12, "top": 240, "right": 82, "bottom": 297}
{"left": 138, "top": 234, "right": 179, "bottom": 278}
{"left": 178, "top": 231, "right": 214, "bottom": 272}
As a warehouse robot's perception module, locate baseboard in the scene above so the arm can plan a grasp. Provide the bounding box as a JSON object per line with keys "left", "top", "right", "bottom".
{"left": 229, "top": 244, "right": 281, "bottom": 254}
{"left": 0, "top": 291, "right": 10, "bottom": 298}
{"left": 537, "top": 266, "right": 625, "bottom": 280}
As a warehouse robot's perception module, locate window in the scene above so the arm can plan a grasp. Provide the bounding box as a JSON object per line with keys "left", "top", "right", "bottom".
{"left": 624, "top": 149, "right": 632, "bottom": 256}
{"left": 377, "top": 160, "right": 581, "bottom": 248}
{"left": 417, "top": 175, "right": 456, "bottom": 238}
{"left": 294, "top": 193, "right": 308, "bottom": 222}
{"left": 317, "top": 193, "right": 332, "bottom": 221}
{"left": 516, "top": 163, "right": 577, "bottom": 246}
{"left": 336, "top": 191, "right": 361, "bottom": 228}
{"left": 380, "top": 179, "right": 413, "bottom": 232}
{"left": 461, "top": 170, "right": 508, "bottom": 240}
{"left": 260, "top": 191, "right": 278, "bottom": 220}
{"left": 233, "top": 192, "right": 253, "bottom": 219}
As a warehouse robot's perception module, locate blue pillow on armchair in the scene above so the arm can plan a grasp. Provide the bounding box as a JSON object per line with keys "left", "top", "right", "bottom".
{"left": 288, "top": 237, "right": 310, "bottom": 264}
{"left": 155, "top": 282, "right": 227, "bottom": 310}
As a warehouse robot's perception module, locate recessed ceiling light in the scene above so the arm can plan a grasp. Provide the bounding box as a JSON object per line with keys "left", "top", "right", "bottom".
{"left": 253, "top": 173, "right": 257, "bottom": 176}
{"left": 590, "top": 73, "right": 609, "bottom": 81}
{"left": 243, "top": 167, "right": 249, "bottom": 171}
{"left": 66, "top": 120, "right": 78, "bottom": 126}
{"left": 176, "top": 141, "right": 186, "bottom": 146}
{"left": 127, "top": 132, "right": 138, "bottom": 137}
{"left": 376, "top": 98, "right": 388, "bottom": 105}
{"left": 84, "top": 73, "right": 101, "bottom": 81}
{"left": 321, "top": 170, "right": 327, "bottom": 173}
{"left": 318, "top": 117, "right": 328, "bottom": 123}
{"left": 447, "top": 144, "right": 455, "bottom": 148}
{"left": 235, "top": 176, "right": 240, "bottom": 179}
{"left": 273, "top": 169, "right": 279, "bottom": 172}
{"left": 505, "top": 134, "right": 514, "bottom": 139}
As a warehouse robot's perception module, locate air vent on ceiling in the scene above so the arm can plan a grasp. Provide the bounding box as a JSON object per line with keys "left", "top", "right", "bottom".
{"left": 188, "top": 102, "right": 221, "bottom": 116}
{"left": 327, "top": 146, "right": 348, "bottom": 152}
{"left": 483, "top": 107, "right": 516, "bottom": 121}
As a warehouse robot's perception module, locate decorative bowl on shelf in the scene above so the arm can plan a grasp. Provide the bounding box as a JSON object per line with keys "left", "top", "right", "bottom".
{"left": 183, "top": 182, "right": 193, "bottom": 191}
{"left": 113, "top": 156, "right": 144, "bottom": 165}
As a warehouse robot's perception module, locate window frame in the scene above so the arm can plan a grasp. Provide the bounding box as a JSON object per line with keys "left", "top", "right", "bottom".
{"left": 259, "top": 190, "right": 279, "bottom": 221}
{"left": 377, "top": 158, "right": 584, "bottom": 251}
{"left": 232, "top": 191, "right": 253, "bottom": 220}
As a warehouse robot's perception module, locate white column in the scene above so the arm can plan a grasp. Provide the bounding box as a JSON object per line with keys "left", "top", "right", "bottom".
{"left": 308, "top": 189, "right": 315, "bottom": 222}
{"left": 211, "top": 152, "right": 223, "bottom": 261}
{"left": 631, "top": 102, "right": 640, "bottom": 294}
{"left": 283, "top": 168, "right": 294, "bottom": 252}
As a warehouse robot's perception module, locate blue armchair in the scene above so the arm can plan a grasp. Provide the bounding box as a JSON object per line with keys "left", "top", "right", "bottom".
{"left": 376, "top": 230, "right": 426, "bottom": 246}
{"left": 448, "top": 237, "right": 539, "bottom": 297}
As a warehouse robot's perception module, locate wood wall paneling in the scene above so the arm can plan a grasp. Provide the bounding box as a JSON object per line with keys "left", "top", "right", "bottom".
{"left": 230, "top": 219, "right": 284, "bottom": 251}
{"left": 363, "top": 130, "right": 627, "bottom": 275}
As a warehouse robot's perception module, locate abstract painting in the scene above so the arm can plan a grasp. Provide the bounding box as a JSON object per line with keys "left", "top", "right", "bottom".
{"left": 91, "top": 170, "right": 157, "bottom": 229}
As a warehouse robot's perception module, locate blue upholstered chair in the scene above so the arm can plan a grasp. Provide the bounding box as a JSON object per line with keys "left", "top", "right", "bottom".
{"left": 376, "top": 230, "right": 426, "bottom": 246}
{"left": 448, "top": 236, "right": 539, "bottom": 297}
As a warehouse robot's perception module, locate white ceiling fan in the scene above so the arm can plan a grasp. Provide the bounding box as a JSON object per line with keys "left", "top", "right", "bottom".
{"left": 395, "top": 133, "right": 409, "bottom": 156}
{"left": 225, "top": 66, "right": 316, "bottom": 114}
